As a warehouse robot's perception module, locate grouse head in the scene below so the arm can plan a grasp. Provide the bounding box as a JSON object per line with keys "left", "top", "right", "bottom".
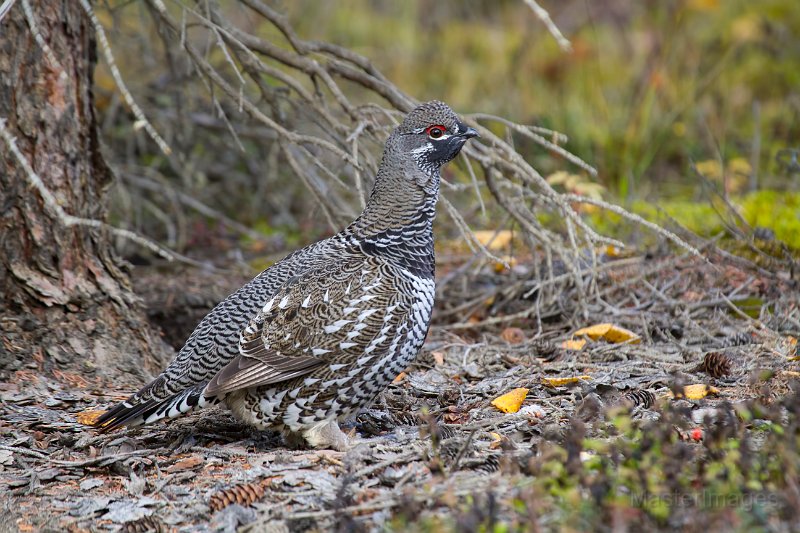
{"left": 392, "top": 100, "right": 479, "bottom": 177}
{"left": 360, "top": 101, "right": 478, "bottom": 226}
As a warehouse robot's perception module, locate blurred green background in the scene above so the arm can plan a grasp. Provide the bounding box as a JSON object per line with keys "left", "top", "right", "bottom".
{"left": 283, "top": 0, "right": 799, "bottom": 197}
{"left": 98, "top": 0, "right": 800, "bottom": 255}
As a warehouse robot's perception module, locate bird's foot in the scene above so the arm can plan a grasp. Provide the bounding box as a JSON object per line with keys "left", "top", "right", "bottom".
{"left": 300, "top": 419, "right": 352, "bottom": 451}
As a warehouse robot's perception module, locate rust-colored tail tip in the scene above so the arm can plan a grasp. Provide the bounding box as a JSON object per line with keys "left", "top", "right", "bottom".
{"left": 75, "top": 409, "right": 107, "bottom": 427}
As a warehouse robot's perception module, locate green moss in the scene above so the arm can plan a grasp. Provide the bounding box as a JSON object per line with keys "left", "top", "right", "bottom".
{"left": 739, "top": 190, "right": 800, "bottom": 248}
{"left": 579, "top": 190, "right": 800, "bottom": 253}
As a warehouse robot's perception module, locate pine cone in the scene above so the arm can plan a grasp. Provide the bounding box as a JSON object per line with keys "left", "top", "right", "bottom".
{"left": 701, "top": 352, "right": 732, "bottom": 378}
{"left": 121, "top": 516, "right": 164, "bottom": 533}
{"left": 209, "top": 481, "right": 267, "bottom": 512}
{"left": 532, "top": 338, "right": 559, "bottom": 361}
{"left": 623, "top": 389, "right": 656, "bottom": 409}
{"left": 718, "top": 332, "right": 752, "bottom": 348}
{"left": 474, "top": 454, "right": 501, "bottom": 474}
{"left": 394, "top": 412, "right": 421, "bottom": 427}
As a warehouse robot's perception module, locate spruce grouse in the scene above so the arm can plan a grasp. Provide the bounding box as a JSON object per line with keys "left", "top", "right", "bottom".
{"left": 95, "top": 101, "right": 478, "bottom": 450}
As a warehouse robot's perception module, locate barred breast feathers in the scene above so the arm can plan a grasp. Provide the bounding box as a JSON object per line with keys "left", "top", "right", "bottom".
{"left": 205, "top": 251, "right": 422, "bottom": 398}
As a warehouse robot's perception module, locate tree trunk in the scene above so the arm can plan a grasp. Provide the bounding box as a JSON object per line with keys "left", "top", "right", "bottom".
{"left": 0, "top": 1, "right": 170, "bottom": 384}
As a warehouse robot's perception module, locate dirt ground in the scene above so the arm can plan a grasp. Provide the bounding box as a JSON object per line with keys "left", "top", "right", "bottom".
{"left": 1, "top": 249, "right": 798, "bottom": 532}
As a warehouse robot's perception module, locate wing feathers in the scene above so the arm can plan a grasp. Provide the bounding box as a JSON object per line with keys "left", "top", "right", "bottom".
{"left": 205, "top": 352, "right": 323, "bottom": 396}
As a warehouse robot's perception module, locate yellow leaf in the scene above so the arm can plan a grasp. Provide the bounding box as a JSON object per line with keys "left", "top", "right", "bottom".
{"left": 573, "top": 323, "right": 640, "bottom": 344}
{"left": 728, "top": 157, "right": 752, "bottom": 176}
{"left": 542, "top": 375, "right": 592, "bottom": 387}
{"left": 75, "top": 409, "right": 105, "bottom": 426}
{"left": 491, "top": 387, "right": 529, "bottom": 413}
{"left": 547, "top": 171, "right": 605, "bottom": 199}
{"left": 489, "top": 432, "right": 508, "bottom": 450}
{"left": 731, "top": 15, "right": 762, "bottom": 43}
{"left": 546, "top": 170, "right": 571, "bottom": 186}
{"left": 672, "top": 384, "right": 720, "bottom": 400}
{"left": 493, "top": 255, "right": 518, "bottom": 273}
{"left": 577, "top": 203, "right": 601, "bottom": 215}
{"left": 473, "top": 230, "right": 513, "bottom": 251}
{"left": 561, "top": 339, "right": 586, "bottom": 351}
{"left": 695, "top": 159, "right": 723, "bottom": 180}
{"left": 572, "top": 181, "right": 606, "bottom": 200}
{"left": 393, "top": 371, "right": 408, "bottom": 383}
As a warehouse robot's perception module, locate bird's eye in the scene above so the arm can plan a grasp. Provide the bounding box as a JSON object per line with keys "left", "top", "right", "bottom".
{"left": 425, "top": 125, "right": 446, "bottom": 139}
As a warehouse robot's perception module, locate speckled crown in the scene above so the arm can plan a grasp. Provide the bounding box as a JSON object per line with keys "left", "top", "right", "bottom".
{"left": 397, "top": 101, "right": 459, "bottom": 133}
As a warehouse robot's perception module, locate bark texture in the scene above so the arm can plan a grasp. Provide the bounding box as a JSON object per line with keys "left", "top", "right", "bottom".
{"left": 0, "top": 1, "right": 169, "bottom": 383}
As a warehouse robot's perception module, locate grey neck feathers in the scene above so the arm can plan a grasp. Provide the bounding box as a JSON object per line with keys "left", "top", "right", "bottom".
{"left": 340, "top": 138, "right": 440, "bottom": 277}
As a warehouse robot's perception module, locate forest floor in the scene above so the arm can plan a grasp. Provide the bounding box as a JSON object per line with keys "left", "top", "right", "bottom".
{"left": 1, "top": 247, "right": 799, "bottom": 532}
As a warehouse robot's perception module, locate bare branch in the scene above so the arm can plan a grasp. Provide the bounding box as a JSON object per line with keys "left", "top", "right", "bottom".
{"left": 521, "top": 0, "right": 572, "bottom": 52}
{"left": 0, "top": 0, "right": 16, "bottom": 23}
{"left": 79, "top": 0, "right": 172, "bottom": 156}
{"left": 561, "top": 193, "right": 705, "bottom": 259}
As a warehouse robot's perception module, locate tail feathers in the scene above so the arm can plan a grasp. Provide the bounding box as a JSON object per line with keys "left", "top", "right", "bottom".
{"left": 94, "top": 384, "right": 214, "bottom": 431}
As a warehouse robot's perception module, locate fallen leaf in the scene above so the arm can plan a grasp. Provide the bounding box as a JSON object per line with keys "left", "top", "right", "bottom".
{"left": 491, "top": 387, "right": 529, "bottom": 413}
{"left": 473, "top": 230, "right": 513, "bottom": 250}
{"left": 542, "top": 375, "right": 591, "bottom": 387}
{"left": 489, "top": 432, "right": 510, "bottom": 450}
{"left": 493, "top": 255, "right": 518, "bottom": 273}
{"left": 393, "top": 372, "right": 408, "bottom": 383}
{"left": 501, "top": 327, "right": 525, "bottom": 344}
{"left": 561, "top": 339, "right": 586, "bottom": 351}
{"left": 573, "top": 323, "right": 640, "bottom": 344}
{"left": 165, "top": 455, "right": 204, "bottom": 473}
{"left": 546, "top": 171, "right": 606, "bottom": 199}
{"left": 442, "top": 410, "right": 470, "bottom": 424}
{"left": 782, "top": 370, "right": 800, "bottom": 378}
{"left": 75, "top": 409, "right": 105, "bottom": 426}
{"left": 672, "top": 384, "right": 720, "bottom": 400}
{"left": 603, "top": 245, "right": 624, "bottom": 258}
{"left": 432, "top": 352, "right": 445, "bottom": 366}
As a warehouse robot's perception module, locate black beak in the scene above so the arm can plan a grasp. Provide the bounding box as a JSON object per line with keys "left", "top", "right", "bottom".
{"left": 462, "top": 126, "right": 479, "bottom": 139}
{"left": 456, "top": 122, "right": 479, "bottom": 139}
